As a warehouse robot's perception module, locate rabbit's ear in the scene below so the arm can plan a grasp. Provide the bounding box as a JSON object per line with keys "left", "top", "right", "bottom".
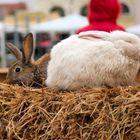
{"left": 35, "top": 53, "right": 50, "bottom": 66}
{"left": 78, "top": 31, "right": 110, "bottom": 41}
{"left": 22, "top": 33, "right": 33, "bottom": 64}
{"left": 6, "top": 43, "right": 22, "bottom": 60}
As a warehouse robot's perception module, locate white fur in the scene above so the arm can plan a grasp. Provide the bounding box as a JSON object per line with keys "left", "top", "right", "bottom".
{"left": 46, "top": 31, "right": 140, "bottom": 90}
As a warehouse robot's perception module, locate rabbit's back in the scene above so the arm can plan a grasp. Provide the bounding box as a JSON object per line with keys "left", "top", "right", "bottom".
{"left": 46, "top": 32, "right": 140, "bottom": 90}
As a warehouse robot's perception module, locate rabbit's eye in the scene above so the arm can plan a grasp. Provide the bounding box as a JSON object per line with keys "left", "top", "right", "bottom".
{"left": 15, "top": 67, "right": 22, "bottom": 73}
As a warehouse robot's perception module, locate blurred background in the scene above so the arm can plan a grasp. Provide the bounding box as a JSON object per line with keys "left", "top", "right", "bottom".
{"left": 0, "top": 0, "right": 140, "bottom": 67}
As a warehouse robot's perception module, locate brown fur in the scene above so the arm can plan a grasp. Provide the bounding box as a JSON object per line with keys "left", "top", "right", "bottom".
{"left": 6, "top": 33, "right": 50, "bottom": 87}
{"left": 135, "top": 69, "right": 140, "bottom": 84}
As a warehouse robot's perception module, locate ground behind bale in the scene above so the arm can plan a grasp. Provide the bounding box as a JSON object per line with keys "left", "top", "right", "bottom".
{"left": 0, "top": 83, "right": 140, "bottom": 140}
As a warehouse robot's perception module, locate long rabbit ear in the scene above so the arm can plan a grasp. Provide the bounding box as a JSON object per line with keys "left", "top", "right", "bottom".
{"left": 35, "top": 53, "right": 50, "bottom": 66}
{"left": 6, "top": 43, "right": 22, "bottom": 60}
{"left": 22, "top": 33, "right": 33, "bottom": 64}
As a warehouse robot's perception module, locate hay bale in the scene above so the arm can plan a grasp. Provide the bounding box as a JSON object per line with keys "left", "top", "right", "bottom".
{"left": 0, "top": 83, "right": 140, "bottom": 140}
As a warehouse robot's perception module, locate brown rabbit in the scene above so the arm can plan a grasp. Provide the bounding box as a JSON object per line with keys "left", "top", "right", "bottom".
{"left": 6, "top": 33, "right": 50, "bottom": 87}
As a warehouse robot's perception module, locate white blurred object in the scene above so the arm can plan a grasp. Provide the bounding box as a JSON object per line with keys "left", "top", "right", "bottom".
{"left": 31, "top": 14, "right": 88, "bottom": 33}
{"left": 0, "top": 0, "right": 22, "bottom": 4}
{"left": 127, "top": 24, "right": 140, "bottom": 36}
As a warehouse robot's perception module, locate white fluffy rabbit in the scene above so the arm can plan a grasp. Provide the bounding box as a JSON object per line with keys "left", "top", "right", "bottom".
{"left": 46, "top": 31, "right": 140, "bottom": 90}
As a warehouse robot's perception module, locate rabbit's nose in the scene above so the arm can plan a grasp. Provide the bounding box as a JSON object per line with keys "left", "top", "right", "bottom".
{"left": 5, "top": 76, "right": 13, "bottom": 84}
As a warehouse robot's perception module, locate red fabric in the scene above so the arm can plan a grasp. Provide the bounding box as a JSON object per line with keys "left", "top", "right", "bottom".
{"left": 77, "top": 0, "right": 125, "bottom": 33}
{"left": 38, "top": 40, "right": 51, "bottom": 48}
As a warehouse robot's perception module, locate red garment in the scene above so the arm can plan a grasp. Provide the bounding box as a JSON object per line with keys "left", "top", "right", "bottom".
{"left": 38, "top": 40, "right": 51, "bottom": 48}
{"left": 77, "top": 0, "right": 125, "bottom": 33}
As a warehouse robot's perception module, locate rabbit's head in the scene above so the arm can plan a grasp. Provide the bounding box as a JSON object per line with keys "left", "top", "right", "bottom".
{"left": 6, "top": 33, "right": 50, "bottom": 87}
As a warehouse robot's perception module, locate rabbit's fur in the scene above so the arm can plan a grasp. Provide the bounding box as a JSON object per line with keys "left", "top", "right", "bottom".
{"left": 6, "top": 33, "right": 50, "bottom": 87}
{"left": 46, "top": 31, "right": 140, "bottom": 90}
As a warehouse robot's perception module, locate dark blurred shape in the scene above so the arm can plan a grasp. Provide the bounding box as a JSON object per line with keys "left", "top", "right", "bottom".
{"left": 80, "top": 5, "right": 88, "bottom": 17}
{"left": 50, "top": 6, "right": 65, "bottom": 17}
{"left": 121, "top": 3, "right": 130, "bottom": 15}
{"left": 35, "top": 33, "right": 51, "bottom": 59}
{"left": 35, "top": 32, "right": 70, "bottom": 60}
{"left": 6, "top": 32, "right": 23, "bottom": 48}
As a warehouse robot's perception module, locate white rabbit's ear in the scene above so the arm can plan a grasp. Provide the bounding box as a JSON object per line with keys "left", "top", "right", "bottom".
{"left": 78, "top": 31, "right": 110, "bottom": 41}
{"left": 35, "top": 53, "right": 50, "bottom": 66}
{"left": 22, "top": 33, "right": 33, "bottom": 64}
{"left": 6, "top": 42, "right": 22, "bottom": 60}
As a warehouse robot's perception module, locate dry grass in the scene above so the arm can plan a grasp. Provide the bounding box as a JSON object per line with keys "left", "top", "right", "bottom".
{"left": 0, "top": 83, "right": 140, "bottom": 140}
